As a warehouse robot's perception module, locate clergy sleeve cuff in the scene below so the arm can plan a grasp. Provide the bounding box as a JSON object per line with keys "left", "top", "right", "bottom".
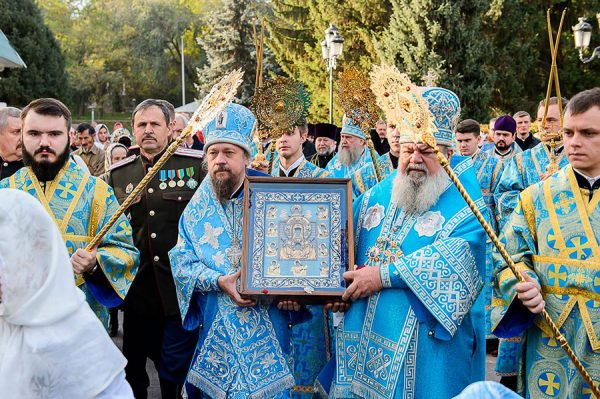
{"left": 380, "top": 264, "right": 391, "bottom": 288}
{"left": 194, "top": 269, "right": 223, "bottom": 292}
{"left": 380, "top": 264, "right": 407, "bottom": 289}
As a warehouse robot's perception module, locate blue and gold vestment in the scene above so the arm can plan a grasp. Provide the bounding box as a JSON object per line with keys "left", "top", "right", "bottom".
{"left": 330, "top": 156, "right": 487, "bottom": 399}
{"left": 325, "top": 150, "right": 373, "bottom": 179}
{"left": 0, "top": 160, "right": 139, "bottom": 325}
{"left": 351, "top": 152, "right": 395, "bottom": 198}
{"left": 491, "top": 165, "right": 600, "bottom": 398}
{"left": 495, "top": 144, "right": 568, "bottom": 230}
{"left": 271, "top": 158, "right": 329, "bottom": 179}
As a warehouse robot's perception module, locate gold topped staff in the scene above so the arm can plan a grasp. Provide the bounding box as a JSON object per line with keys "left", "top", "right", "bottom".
{"left": 252, "top": 17, "right": 268, "bottom": 160}
{"left": 540, "top": 9, "right": 567, "bottom": 175}
{"left": 85, "top": 70, "right": 245, "bottom": 251}
{"left": 370, "top": 64, "right": 600, "bottom": 399}
{"left": 338, "top": 67, "right": 383, "bottom": 182}
{"left": 251, "top": 76, "right": 311, "bottom": 174}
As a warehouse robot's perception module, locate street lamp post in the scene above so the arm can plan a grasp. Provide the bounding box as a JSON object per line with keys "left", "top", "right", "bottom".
{"left": 321, "top": 24, "right": 344, "bottom": 124}
{"left": 572, "top": 15, "right": 600, "bottom": 63}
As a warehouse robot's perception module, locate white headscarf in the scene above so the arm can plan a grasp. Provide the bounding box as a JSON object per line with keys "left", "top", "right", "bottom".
{"left": 0, "top": 189, "right": 127, "bottom": 398}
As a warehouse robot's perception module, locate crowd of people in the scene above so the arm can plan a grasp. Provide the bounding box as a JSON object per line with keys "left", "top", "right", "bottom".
{"left": 0, "top": 80, "right": 599, "bottom": 399}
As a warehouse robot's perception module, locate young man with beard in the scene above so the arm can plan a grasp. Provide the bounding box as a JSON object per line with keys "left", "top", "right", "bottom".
{"left": 310, "top": 123, "right": 338, "bottom": 168}
{"left": 271, "top": 124, "right": 329, "bottom": 177}
{"left": 491, "top": 88, "right": 600, "bottom": 398}
{"left": 169, "top": 102, "right": 308, "bottom": 399}
{"left": 351, "top": 123, "right": 401, "bottom": 197}
{"left": 0, "top": 107, "right": 23, "bottom": 180}
{"left": 0, "top": 98, "right": 139, "bottom": 327}
{"left": 326, "top": 116, "right": 374, "bottom": 178}
{"left": 329, "top": 87, "right": 487, "bottom": 398}
{"left": 108, "top": 99, "right": 205, "bottom": 399}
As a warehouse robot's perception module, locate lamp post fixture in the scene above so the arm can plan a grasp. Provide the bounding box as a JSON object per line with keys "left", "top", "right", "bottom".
{"left": 572, "top": 15, "right": 600, "bottom": 63}
{"left": 321, "top": 24, "right": 344, "bottom": 124}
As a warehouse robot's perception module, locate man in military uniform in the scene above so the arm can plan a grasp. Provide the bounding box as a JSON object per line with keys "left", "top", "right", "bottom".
{"left": 0, "top": 107, "right": 24, "bottom": 180}
{"left": 108, "top": 99, "right": 206, "bottom": 399}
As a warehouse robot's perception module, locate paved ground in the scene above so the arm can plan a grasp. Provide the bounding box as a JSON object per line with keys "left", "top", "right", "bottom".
{"left": 112, "top": 312, "right": 500, "bottom": 398}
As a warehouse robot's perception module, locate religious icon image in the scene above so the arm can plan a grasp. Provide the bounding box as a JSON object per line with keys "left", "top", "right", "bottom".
{"left": 267, "top": 260, "right": 281, "bottom": 276}
{"left": 317, "top": 205, "right": 328, "bottom": 220}
{"left": 266, "top": 242, "right": 277, "bottom": 256}
{"left": 267, "top": 222, "right": 278, "bottom": 237}
{"left": 240, "top": 177, "right": 354, "bottom": 299}
{"left": 319, "top": 243, "right": 328, "bottom": 257}
{"left": 279, "top": 204, "right": 317, "bottom": 260}
{"left": 320, "top": 261, "right": 328, "bottom": 277}
{"left": 318, "top": 223, "right": 328, "bottom": 239}
{"left": 291, "top": 260, "right": 308, "bottom": 276}
{"left": 267, "top": 205, "right": 277, "bottom": 219}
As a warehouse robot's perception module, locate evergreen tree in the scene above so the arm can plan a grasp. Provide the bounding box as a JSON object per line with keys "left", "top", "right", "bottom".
{"left": 485, "top": 0, "right": 600, "bottom": 117}
{"left": 375, "top": 0, "right": 495, "bottom": 120}
{"left": 267, "top": 0, "right": 391, "bottom": 123}
{"left": 0, "top": 0, "right": 67, "bottom": 106}
{"left": 196, "top": 0, "right": 281, "bottom": 104}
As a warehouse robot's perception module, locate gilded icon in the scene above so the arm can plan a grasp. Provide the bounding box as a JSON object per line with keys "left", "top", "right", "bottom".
{"left": 267, "top": 260, "right": 281, "bottom": 276}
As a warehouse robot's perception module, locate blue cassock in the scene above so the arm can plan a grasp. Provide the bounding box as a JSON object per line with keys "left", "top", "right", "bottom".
{"left": 472, "top": 148, "right": 508, "bottom": 337}
{"left": 492, "top": 143, "right": 568, "bottom": 377}
{"left": 494, "top": 143, "right": 568, "bottom": 231}
{"left": 326, "top": 155, "right": 487, "bottom": 399}
{"left": 169, "top": 168, "right": 309, "bottom": 399}
{"left": 326, "top": 149, "right": 374, "bottom": 179}
{"left": 351, "top": 152, "right": 396, "bottom": 198}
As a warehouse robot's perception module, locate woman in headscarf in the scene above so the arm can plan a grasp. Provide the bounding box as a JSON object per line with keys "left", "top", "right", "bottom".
{"left": 101, "top": 142, "right": 129, "bottom": 183}
{"left": 0, "top": 189, "right": 133, "bottom": 398}
{"left": 95, "top": 123, "right": 111, "bottom": 150}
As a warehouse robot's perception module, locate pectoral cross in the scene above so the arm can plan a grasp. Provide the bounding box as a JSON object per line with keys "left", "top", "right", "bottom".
{"left": 226, "top": 240, "right": 243, "bottom": 270}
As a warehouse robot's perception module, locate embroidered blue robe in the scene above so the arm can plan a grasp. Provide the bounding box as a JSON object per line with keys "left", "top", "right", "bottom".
{"left": 331, "top": 155, "right": 487, "bottom": 399}
{"left": 325, "top": 149, "right": 373, "bottom": 179}
{"left": 472, "top": 148, "right": 516, "bottom": 337}
{"left": 0, "top": 161, "right": 139, "bottom": 326}
{"left": 491, "top": 165, "right": 600, "bottom": 398}
{"left": 351, "top": 153, "right": 395, "bottom": 198}
{"left": 495, "top": 143, "right": 568, "bottom": 231}
{"left": 169, "top": 171, "right": 310, "bottom": 399}
{"left": 271, "top": 158, "right": 329, "bottom": 178}
{"left": 492, "top": 143, "right": 569, "bottom": 377}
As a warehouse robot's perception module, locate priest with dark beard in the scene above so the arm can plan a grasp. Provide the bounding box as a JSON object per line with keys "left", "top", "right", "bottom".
{"left": 0, "top": 98, "right": 139, "bottom": 328}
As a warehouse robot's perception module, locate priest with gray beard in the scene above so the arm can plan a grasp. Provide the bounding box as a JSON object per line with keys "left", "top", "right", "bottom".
{"left": 323, "top": 86, "right": 488, "bottom": 399}
{"left": 325, "top": 116, "right": 374, "bottom": 178}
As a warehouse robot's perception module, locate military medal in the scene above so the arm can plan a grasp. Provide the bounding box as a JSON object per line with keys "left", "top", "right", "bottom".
{"left": 176, "top": 169, "right": 186, "bottom": 187}
{"left": 167, "top": 170, "right": 176, "bottom": 188}
{"left": 186, "top": 167, "right": 198, "bottom": 189}
{"left": 126, "top": 183, "right": 134, "bottom": 194}
{"left": 159, "top": 170, "right": 168, "bottom": 190}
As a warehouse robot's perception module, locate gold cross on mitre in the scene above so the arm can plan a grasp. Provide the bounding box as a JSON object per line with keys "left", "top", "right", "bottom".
{"left": 422, "top": 70, "right": 439, "bottom": 87}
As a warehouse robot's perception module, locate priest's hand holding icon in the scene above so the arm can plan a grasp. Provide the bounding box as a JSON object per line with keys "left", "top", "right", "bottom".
{"left": 342, "top": 265, "right": 383, "bottom": 301}
{"left": 71, "top": 248, "right": 98, "bottom": 274}
{"left": 516, "top": 270, "right": 545, "bottom": 314}
{"left": 218, "top": 270, "right": 256, "bottom": 307}
{"left": 325, "top": 301, "right": 350, "bottom": 312}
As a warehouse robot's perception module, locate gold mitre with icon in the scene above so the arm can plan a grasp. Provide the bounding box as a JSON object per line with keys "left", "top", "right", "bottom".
{"left": 369, "top": 64, "right": 436, "bottom": 145}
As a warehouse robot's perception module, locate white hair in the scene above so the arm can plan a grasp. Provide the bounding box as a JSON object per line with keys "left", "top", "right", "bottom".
{"left": 391, "top": 165, "right": 449, "bottom": 214}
